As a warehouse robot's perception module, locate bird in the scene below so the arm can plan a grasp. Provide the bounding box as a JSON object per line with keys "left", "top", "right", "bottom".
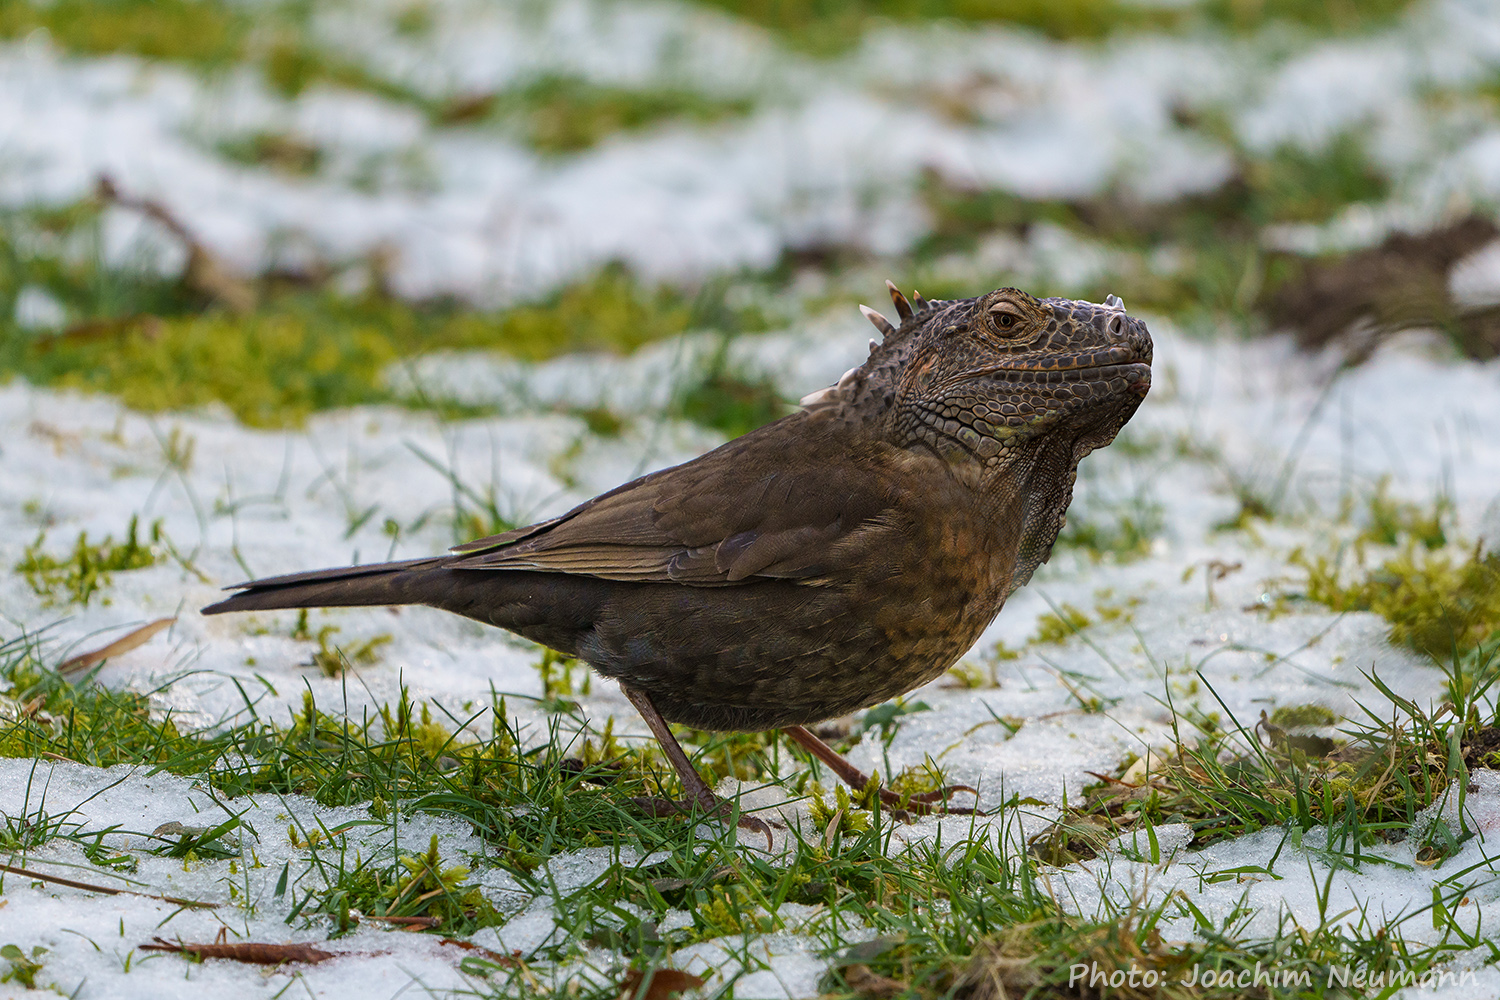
{"left": 203, "top": 283, "right": 1152, "bottom": 845}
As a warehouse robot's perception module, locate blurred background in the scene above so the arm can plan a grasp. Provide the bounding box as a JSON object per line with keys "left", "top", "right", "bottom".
{"left": 4, "top": 0, "right": 1500, "bottom": 438}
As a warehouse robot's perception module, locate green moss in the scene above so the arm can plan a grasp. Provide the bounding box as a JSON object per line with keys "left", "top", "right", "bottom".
{"left": 691, "top": 0, "right": 1174, "bottom": 54}
{"left": 1032, "top": 604, "right": 1091, "bottom": 645}
{"left": 1298, "top": 546, "right": 1500, "bottom": 662}
{"left": 1269, "top": 704, "right": 1338, "bottom": 728}
{"left": 216, "top": 131, "right": 323, "bottom": 176}
{"left": 673, "top": 365, "right": 788, "bottom": 438}
{"left": 690, "top": 0, "right": 1414, "bottom": 57}
{"left": 15, "top": 514, "right": 163, "bottom": 606}
{"left": 0, "top": 0, "right": 248, "bottom": 66}
{"left": 480, "top": 75, "right": 753, "bottom": 155}
{"left": 4, "top": 254, "right": 768, "bottom": 427}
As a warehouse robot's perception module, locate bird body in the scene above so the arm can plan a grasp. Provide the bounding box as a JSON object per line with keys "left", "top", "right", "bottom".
{"left": 204, "top": 285, "right": 1151, "bottom": 819}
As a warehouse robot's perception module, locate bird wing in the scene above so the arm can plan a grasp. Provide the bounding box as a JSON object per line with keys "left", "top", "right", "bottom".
{"left": 447, "top": 420, "right": 905, "bottom": 586}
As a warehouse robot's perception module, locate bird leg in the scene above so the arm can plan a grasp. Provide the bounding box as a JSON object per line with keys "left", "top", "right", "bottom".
{"left": 620, "top": 684, "right": 775, "bottom": 850}
{"left": 782, "top": 725, "right": 980, "bottom": 819}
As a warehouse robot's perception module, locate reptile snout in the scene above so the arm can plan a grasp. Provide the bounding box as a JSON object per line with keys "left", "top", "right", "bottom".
{"left": 1096, "top": 297, "right": 1153, "bottom": 398}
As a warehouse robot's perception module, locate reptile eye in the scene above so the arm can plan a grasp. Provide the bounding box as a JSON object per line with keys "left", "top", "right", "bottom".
{"left": 988, "top": 302, "right": 1023, "bottom": 334}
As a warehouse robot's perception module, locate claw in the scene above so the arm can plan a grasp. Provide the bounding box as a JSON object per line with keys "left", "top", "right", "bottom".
{"left": 885, "top": 280, "right": 913, "bottom": 321}
{"left": 876, "top": 783, "right": 982, "bottom": 818}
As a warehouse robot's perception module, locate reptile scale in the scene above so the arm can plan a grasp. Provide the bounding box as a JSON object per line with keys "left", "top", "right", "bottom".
{"left": 203, "top": 283, "right": 1153, "bottom": 844}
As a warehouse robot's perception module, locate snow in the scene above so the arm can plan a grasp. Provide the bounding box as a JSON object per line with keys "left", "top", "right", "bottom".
{"left": 10, "top": 0, "right": 1500, "bottom": 303}
{"left": 5, "top": 312, "right": 1500, "bottom": 995}
{"left": 7, "top": 0, "right": 1500, "bottom": 996}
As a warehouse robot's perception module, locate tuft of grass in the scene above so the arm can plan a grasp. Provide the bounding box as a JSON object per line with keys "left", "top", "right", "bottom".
{"left": 0, "top": 943, "right": 47, "bottom": 991}
{"left": 1282, "top": 488, "right": 1496, "bottom": 663}
{"left": 1197, "top": 0, "right": 1415, "bottom": 34}
{"left": 1032, "top": 604, "right": 1091, "bottom": 645}
{"left": 1057, "top": 503, "right": 1163, "bottom": 562}
{"left": 1297, "top": 544, "right": 1500, "bottom": 663}
{"left": 1041, "top": 639, "right": 1498, "bottom": 861}
{"left": 1, "top": 629, "right": 1496, "bottom": 991}
{"left": 912, "top": 131, "right": 1390, "bottom": 320}
{"left": 15, "top": 514, "right": 163, "bottom": 607}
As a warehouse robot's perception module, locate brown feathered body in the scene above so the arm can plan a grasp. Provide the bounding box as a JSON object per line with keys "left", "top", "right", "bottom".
{"left": 204, "top": 287, "right": 1152, "bottom": 731}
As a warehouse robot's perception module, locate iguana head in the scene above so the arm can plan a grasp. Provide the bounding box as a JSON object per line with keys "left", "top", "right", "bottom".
{"left": 804, "top": 282, "right": 1152, "bottom": 590}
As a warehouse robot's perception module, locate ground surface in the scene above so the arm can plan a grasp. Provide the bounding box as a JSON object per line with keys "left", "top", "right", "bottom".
{"left": 4, "top": 1, "right": 1500, "bottom": 998}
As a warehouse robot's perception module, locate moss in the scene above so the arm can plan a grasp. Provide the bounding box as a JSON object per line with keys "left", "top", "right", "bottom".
{"left": 5, "top": 260, "right": 767, "bottom": 428}
{"left": 691, "top": 0, "right": 1174, "bottom": 54}
{"left": 1269, "top": 704, "right": 1338, "bottom": 729}
{"left": 215, "top": 131, "right": 323, "bottom": 176}
{"left": 673, "top": 365, "right": 788, "bottom": 438}
{"left": 1032, "top": 604, "right": 1091, "bottom": 645}
{"left": 1298, "top": 546, "right": 1500, "bottom": 662}
{"left": 0, "top": 0, "right": 248, "bottom": 66}
{"left": 480, "top": 76, "right": 753, "bottom": 155}
{"left": 15, "top": 514, "right": 163, "bottom": 606}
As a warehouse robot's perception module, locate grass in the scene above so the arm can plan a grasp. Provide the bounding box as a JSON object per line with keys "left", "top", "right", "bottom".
{"left": 0, "top": 195, "right": 772, "bottom": 426}
{"left": 472, "top": 76, "right": 754, "bottom": 155}
{"left": 1278, "top": 486, "right": 1500, "bottom": 664}
{"left": 0, "top": 0, "right": 248, "bottom": 67}
{"left": 14, "top": 515, "right": 163, "bottom": 607}
{"left": 911, "top": 130, "right": 1391, "bottom": 321}
{"left": 690, "top": 0, "right": 1417, "bottom": 56}
{"left": 4, "top": 602, "right": 1498, "bottom": 996}
{"left": 0, "top": 3, "right": 750, "bottom": 155}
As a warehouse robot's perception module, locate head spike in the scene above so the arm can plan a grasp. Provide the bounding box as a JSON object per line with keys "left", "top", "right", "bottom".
{"left": 1104, "top": 293, "right": 1125, "bottom": 310}
{"left": 859, "top": 304, "right": 896, "bottom": 338}
{"left": 911, "top": 289, "right": 929, "bottom": 312}
{"left": 885, "top": 279, "right": 913, "bottom": 321}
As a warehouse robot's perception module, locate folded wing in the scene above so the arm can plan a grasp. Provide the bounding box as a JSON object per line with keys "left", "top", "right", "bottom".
{"left": 449, "top": 419, "right": 901, "bottom": 586}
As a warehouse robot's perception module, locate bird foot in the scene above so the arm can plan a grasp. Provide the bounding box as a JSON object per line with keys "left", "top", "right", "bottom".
{"left": 875, "top": 783, "right": 982, "bottom": 821}
{"left": 783, "top": 725, "right": 985, "bottom": 822}
{"left": 629, "top": 796, "right": 779, "bottom": 850}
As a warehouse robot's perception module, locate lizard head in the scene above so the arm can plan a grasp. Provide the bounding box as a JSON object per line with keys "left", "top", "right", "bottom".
{"left": 806, "top": 282, "right": 1152, "bottom": 591}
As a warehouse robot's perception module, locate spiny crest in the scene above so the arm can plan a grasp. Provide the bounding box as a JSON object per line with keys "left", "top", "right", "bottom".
{"left": 858, "top": 279, "right": 935, "bottom": 339}
{"left": 801, "top": 280, "right": 943, "bottom": 413}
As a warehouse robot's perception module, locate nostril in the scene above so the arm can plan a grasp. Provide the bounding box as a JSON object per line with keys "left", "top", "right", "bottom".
{"left": 1108, "top": 315, "right": 1123, "bottom": 337}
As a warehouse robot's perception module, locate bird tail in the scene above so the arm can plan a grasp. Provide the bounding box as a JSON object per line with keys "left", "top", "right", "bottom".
{"left": 201, "top": 557, "right": 452, "bottom": 615}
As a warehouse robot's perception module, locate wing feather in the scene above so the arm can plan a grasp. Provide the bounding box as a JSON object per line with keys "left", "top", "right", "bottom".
{"left": 444, "top": 416, "right": 914, "bottom": 587}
